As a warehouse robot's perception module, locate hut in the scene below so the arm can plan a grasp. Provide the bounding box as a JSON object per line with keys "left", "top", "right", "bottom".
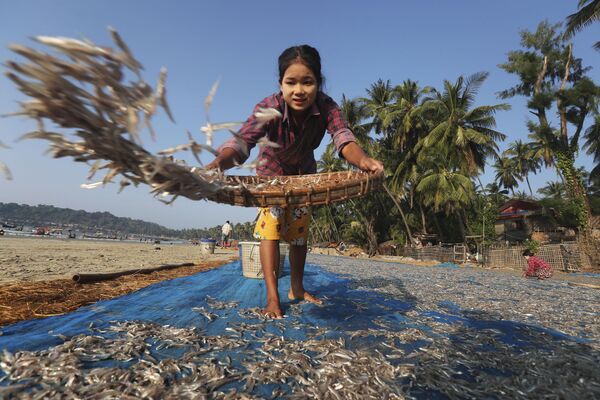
{"left": 494, "top": 199, "right": 555, "bottom": 243}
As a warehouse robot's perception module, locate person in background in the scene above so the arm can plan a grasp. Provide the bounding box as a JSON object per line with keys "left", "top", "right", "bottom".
{"left": 207, "top": 44, "right": 384, "bottom": 318}
{"left": 522, "top": 249, "right": 553, "bottom": 280}
{"left": 221, "top": 220, "right": 233, "bottom": 247}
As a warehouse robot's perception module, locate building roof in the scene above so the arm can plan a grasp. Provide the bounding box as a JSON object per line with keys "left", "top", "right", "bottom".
{"left": 497, "top": 199, "right": 543, "bottom": 220}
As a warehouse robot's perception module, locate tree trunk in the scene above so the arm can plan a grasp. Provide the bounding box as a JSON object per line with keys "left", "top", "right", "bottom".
{"left": 364, "top": 218, "right": 378, "bottom": 257}
{"left": 419, "top": 205, "right": 428, "bottom": 234}
{"left": 326, "top": 206, "right": 340, "bottom": 242}
{"left": 456, "top": 212, "right": 466, "bottom": 242}
{"left": 310, "top": 216, "right": 327, "bottom": 243}
{"left": 349, "top": 199, "right": 378, "bottom": 256}
{"left": 432, "top": 212, "right": 443, "bottom": 241}
{"left": 526, "top": 176, "right": 533, "bottom": 197}
{"left": 383, "top": 184, "right": 413, "bottom": 243}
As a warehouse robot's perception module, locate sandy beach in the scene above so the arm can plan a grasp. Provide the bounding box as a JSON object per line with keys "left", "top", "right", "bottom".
{"left": 0, "top": 236, "right": 240, "bottom": 327}
{"left": 0, "top": 236, "right": 237, "bottom": 284}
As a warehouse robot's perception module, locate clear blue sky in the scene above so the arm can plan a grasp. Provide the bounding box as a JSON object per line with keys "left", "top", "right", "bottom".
{"left": 0, "top": 1, "right": 598, "bottom": 229}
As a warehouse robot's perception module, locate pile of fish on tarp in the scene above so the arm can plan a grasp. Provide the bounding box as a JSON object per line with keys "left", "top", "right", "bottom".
{"left": 1, "top": 261, "right": 599, "bottom": 399}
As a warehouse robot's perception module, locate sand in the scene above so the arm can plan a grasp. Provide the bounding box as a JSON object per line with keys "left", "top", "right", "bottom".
{"left": 0, "top": 236, "right": 238, "bottom": 284}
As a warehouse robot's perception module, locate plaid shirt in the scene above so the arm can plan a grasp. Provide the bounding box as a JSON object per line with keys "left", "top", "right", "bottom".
{"left": 217, "top": 92, "right": 356, "bottom": 176}
{"left": 525, "top": 256, "right": 553, "bottom": 279}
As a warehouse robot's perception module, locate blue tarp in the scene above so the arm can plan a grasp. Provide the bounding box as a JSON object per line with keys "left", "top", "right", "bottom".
{"left": 0, "top": 262, "right": 417, "bottom": 353}
{"left": 0, "top": 260, "right": 585, "bottom": 353}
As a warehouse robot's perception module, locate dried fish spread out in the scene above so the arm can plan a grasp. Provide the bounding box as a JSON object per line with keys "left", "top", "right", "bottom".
{"left": 3, "top": 29, "right": 280, "bottom": 204}
{"left": 1, "top": 268, "right": 599, "bottom": 400}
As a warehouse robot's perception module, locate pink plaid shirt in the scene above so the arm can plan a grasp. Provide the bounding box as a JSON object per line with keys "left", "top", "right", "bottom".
{"left": 525, "top": 256, "right": 553, "bottom": 279}
{"left": 217, "top": 92, "right": 356, "bottom": 176}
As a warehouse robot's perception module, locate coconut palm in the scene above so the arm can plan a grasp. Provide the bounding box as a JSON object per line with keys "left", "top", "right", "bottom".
{"left": 493, "top": 155, "right": 520, "bottom": 195}
{"left": 339, "top": 94, "right": 373, "bottom": 150}
{"left": 538, "top": 180, "right": 566, "bottom": 199}
{"left": 419, "top": 72, "right": 509, "bottom": 176}
{"left": 317, "top": 143, "right": 345, "bottom": 173}
{"left": 584, "top": 115, "right": 600, "bottom": 179}
{"left": 416, "top": 163, "right": 475, "bottom": 237}
{"left": 564, "top": 0, "right": 600, "bottom": 50}
{"left": 506, "top": 140, "right": 541, "bottom": 195}
{"left": 485, "top": 182, "right": 510, "bottom": 207}
{"left": 379, "top": 80, "right": 431, "bottom": 151}
{"left": 360, "top": 79, "right": 395, "bottom": 136}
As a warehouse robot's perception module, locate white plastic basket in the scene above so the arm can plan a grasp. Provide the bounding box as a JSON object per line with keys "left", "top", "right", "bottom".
{"left": 200, "top": 239, "right": 216, "bottom": 255}
{"left": 239, "top": 241, "right": 288, "bottom": 279}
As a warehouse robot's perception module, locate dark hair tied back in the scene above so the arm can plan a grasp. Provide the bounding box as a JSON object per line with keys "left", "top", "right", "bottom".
{"left": 522, "top": 249, "right": 533, "bottom": 257}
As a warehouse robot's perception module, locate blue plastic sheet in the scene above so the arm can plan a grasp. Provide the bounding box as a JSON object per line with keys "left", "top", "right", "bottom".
{"left": 0, "top": 259, "right": 587, "bottom": 353}
{"left": 0, "top": 262, "right": 417, "bottom": 353}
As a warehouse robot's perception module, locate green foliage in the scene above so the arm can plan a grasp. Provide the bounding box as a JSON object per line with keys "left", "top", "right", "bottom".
{"left": 536, "top": 198, "right": 580, "bottom": 229}
{"left": 564, "top": 0, "right": 600, "bottom": 50}
{"left": 523, "top": 238, "right": 541, "bottom": 254}
{"left": 498, "top": 20, "right": 599, "bottom": 231}
{"left": 466, "top": 194, "right": 498, "bottom": 244}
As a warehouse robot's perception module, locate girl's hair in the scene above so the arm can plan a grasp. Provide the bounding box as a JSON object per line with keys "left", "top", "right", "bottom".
{"left": 277, "top": 45, "right": 327, "bottom": 165}
{"left": 522, "top": 249, "right": 533, "bottom": 257}
{"left": 278, "top": 45, "right": 324, "bottom": 88}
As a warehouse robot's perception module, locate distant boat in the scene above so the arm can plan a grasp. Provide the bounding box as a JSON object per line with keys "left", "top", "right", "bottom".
{"left": 1, "top": 222, "right": 17, "bottom": 229}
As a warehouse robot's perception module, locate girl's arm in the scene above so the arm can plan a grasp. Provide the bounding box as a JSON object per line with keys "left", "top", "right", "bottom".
{"left": 341, "top": 142, "right": 384, "bottom": 173}
{"left": 206, "top": 147, "right": 240, "bottom": 171}
{"left": 207, "top": 95, "right": 279, "bottom": 171}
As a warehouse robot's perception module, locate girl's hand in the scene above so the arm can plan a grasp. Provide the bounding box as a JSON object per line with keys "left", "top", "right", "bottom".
{"left": 358, "top": 156, "right": 384, "bottom": 174}
{"left": 206, "top": 147, "right": 239, "bottom": 171}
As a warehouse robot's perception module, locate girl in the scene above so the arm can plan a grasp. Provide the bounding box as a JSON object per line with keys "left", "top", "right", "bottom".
{"left": 207, "top": 45, "right": 384, "bottom": 318}
{"left": 522, "top": 249, "right": 553, "bottom": 280}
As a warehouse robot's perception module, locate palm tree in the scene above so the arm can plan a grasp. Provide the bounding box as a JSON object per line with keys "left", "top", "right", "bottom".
{"left": 538, "top": 181, "right": 565, "bottom": 199}
{"left": 513, "top": 190, "right": 532, "bottom": 200}
{"left": 584, "top": 115, "right": 600, "bottom": 179}
{"left": 506, "top": 140, "right": 540, "bottom": 195}
{"left": 493, "top": 155, "right": 520, "bottom": 195}
{"left": 419, "top": 72, "right": 509, "bottom": 175}
{"left": 485, "top": 182, "right": 510, "bottom": 207}
{"left": 416, "top": 164, "right": 475, "bottom": 238}
{"left": 380, "top": 80, "right": 431, "bottom": 151}
{"left": 317, "top": 144, "right": 345, "bottom": 173}
{"left": 339, "top": 95, "right": 373, "bottom": 150}
{"left": 564, "top": 0, "right": 600, "bottom": 50}
{"left": 360, "top": 79, "right": 395, "bottom": 136}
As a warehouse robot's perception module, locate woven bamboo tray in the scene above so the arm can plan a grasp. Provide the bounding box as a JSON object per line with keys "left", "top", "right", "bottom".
{"left": 208, "top": 171, "right": 383, "bottom": 208}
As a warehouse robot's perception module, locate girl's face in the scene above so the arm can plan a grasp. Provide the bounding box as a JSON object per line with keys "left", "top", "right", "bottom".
{"left": 280, "top": 62, "right": 318, "bottom": 115}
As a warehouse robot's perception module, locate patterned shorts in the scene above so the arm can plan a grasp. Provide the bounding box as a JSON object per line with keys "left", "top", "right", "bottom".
{"left": 253, "top": 206, "right": 311, "bottom": 245}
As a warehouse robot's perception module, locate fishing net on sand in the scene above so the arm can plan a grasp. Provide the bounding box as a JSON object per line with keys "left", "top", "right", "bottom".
{"left": 2, "top": 28, "right": 382, "bottom": 207}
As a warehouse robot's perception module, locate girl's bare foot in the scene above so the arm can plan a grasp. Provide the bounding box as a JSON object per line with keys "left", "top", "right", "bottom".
{"left": 288, "top": 289, "right": 323, "bottom": 305}
{"left": 261, "top": 301, "right": 283, "bottom": 319}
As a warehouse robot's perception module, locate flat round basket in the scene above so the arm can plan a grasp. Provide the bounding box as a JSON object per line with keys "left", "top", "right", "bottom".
{"left": 207, "top": 171, "right": 383, "bottom": 208}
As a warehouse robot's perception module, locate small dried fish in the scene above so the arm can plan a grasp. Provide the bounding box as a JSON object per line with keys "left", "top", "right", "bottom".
{"left": 253, "top": 107, "right": 281, "bottom": 123}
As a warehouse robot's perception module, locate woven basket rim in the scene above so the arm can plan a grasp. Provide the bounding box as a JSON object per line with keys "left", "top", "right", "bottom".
{"left": 208, "top": 170, "right": 383, "bottom": 208}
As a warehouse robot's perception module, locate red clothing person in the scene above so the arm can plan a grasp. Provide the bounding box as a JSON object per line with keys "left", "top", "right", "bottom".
{"left": 522, "top": 250, "right": 553, "bottom": 280}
